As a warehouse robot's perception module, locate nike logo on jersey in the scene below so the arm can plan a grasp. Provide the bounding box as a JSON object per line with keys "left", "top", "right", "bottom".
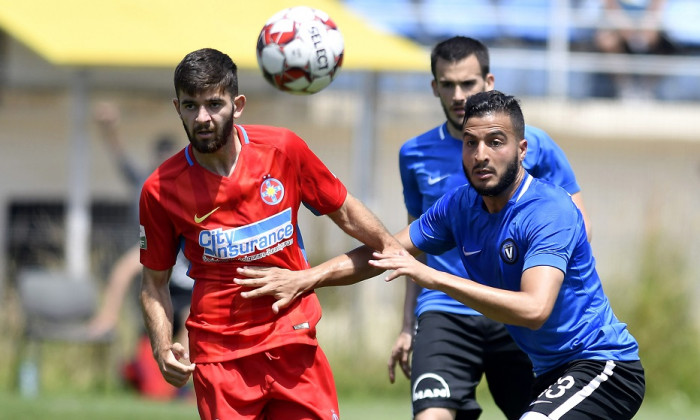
{"left": 462, "top": 247, "right": 481, "bottom": 257}
{"left": 194, "top": 207, "right": 220, "bottom": 223}
{"left": 427, "top": 174, "right": 450, "bottom": 185}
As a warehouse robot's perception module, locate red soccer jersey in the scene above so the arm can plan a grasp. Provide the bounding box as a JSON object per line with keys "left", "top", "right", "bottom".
{"left": 139, "top": 125, "right": 347, "bottom": 363}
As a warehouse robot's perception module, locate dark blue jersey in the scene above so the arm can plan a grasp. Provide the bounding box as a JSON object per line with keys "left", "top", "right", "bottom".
{"left": 399, "top": 122, "right": 580, "bottom": 316}
{"left": 409, "top": 174, "right": 638, "bottom": 375}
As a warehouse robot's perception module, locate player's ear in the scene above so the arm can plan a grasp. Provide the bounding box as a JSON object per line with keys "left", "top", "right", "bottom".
{"left": 431, "top": 79, "right": 439, "bottom": 97}
{"left": 172, "top": 98, "right": 181, "bottom": 116}
{"left": 484, "top": 73, "right": 495, "bottom": 91}
{"left": 233, "top": 94, "right": 246, "bottom": 118}
{"left": 519, "top": 138, "right": 527, "bottom": 162}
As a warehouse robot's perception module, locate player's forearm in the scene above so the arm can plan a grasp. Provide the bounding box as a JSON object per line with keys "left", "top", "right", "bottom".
{"left": 400, "top": 248, "right": 425, "bottom": 329}
{"left": 100, "top": 247, "right": 141, "bottom": 319}
{"left": 307, "top": 244, "right": 386, "bottom": 289}
{"left": 140, "top": 292, "right": 174, "bottom": 357}
{"left": 328, "top": 193, "right": 403, "bottom": 254}
{"left": 305, "top": 212, "right": 416, "bottom": 291}
{"left": 140, "top": 271, "right": 175, "bottom": 357}
{"left": 399, "top": 214, "right": 420, "bottom": 332}
{"left": 570, "top": 192, "right": 592, "bottom": 242}
{"left": 400, "top": 278, "right": 419, "bottom": 332}
{"left": 432, "top": 272, "right": 550, "bottom": 330}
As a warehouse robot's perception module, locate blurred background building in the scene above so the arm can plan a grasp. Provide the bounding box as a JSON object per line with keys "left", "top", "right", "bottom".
{"left": 0, "top": 0, "right": 698, "bottom": 375}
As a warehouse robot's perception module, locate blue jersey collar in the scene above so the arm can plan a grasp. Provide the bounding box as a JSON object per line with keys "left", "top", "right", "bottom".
{"left": 513, "top": 172, "right": 533, "bottom": 204}
{"left": 440, "top": 122, "right": 463, "bottom": 142}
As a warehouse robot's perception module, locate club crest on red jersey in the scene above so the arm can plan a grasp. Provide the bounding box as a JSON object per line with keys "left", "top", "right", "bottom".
{"left": 260, "top": 177, "right": 284, "bottom": 205}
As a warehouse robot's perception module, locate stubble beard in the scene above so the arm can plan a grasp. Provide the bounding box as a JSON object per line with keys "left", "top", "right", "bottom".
{"left": 184, "top": 115, "right": 234, "bottom": 154}
{"left": 441, "top": 101, "right": 463, "bottom": 135}
{"left": 465, "top": 153, "right": 520, "bottom": 197}
{"left": 441, "top": 85, "right": 488, "bottom": 137}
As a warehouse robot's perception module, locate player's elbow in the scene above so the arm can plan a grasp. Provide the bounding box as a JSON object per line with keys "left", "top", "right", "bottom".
{"left": 524, "top": 318, "right": 547, "bottom": 331}
{"left": 521, "top": 307, "right": 551, "bottom": 330}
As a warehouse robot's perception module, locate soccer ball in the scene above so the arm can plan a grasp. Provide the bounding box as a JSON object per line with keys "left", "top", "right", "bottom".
{"left": 256, "top": 6, "right": 344, "bottom": 95}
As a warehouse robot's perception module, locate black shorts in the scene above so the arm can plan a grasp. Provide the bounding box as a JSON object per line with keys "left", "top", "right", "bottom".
{"left": 523, "top": 359, "right": 645, "bottom": 419}
{"left": 411, "top": 311, "right": 534, "bottom": 420}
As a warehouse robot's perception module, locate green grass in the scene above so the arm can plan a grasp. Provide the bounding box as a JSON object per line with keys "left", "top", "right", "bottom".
{"left": 0, "top": 390, "right": 699, "bottom": 420}
{"left": 0, "top": 391, "right": 198, "bottom": 420}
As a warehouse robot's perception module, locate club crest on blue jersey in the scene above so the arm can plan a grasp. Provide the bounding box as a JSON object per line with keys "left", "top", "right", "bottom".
{"left": 500, "top": 239, "right": 518, "bottom": 264}
{"left": 260, "top": 177, "right": 284, "bottom": 205}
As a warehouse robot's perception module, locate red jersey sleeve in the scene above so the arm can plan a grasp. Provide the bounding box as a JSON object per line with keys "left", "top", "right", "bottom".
{"left": 281, "top": 129, "right": 347, "bottom": 215}
{"left": 139, "top": 172, "right": 179, "bottom": 271}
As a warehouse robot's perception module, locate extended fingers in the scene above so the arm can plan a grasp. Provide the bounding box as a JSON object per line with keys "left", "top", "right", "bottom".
{"left": 400, "top": 359, "right": 411, "bottom": 378}
{"left": 371, "top": 251, "right": 412, "bottom": 264}
{"left": 236, "top": 266, "right": 272, "bottom": 279}
{"left": 387, "top": 349, "right": 401, "bottom": 383}
{"left": 369, "top": 257, "right": 405, "bottom": 272}
{"left": 238, "top": 284, "right": 270, "bottom": 299}
{"left": 234, "top": 267, "right": 273, "bottom": 290}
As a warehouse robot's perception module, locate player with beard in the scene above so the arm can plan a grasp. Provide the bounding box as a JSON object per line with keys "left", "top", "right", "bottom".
{"left": 390, "top": 36, "right": 591, "bottom": 420}
{"left": 236, "top": 90, "right": 645, "bottom": 420}
{"left": 138, "top": 47, "right": 403, "bottom": 420}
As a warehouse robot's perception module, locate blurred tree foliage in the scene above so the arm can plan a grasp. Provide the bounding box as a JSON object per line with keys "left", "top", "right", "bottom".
{"left": 611, "top": 228, "right": 700, "bottom": 405}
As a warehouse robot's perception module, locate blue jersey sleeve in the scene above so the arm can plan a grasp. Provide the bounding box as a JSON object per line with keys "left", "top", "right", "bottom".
{"left": 399, "top": 141, "right": 423, "bottom": 218}
{"left": 408, "top": 189, "right": 457, "bottom": 255}
{"left": 520, "top": 186, "right": 582, "bottom": 273}
{"left": 523, "top": 125, "right": 580, "bottom": 195}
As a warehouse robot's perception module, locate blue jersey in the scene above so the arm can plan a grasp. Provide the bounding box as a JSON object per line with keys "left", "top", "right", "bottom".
{"left": 399, "top": 123, "right": 580, "bottom": 316}
{"left": 409, "top": 174, "right": 639, "bottom": 375}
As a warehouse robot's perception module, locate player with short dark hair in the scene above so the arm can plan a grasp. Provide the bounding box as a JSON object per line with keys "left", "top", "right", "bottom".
{"left": 138, "top": 47, "right": 403, "bottom": 420}
{"left": 391, "top": 36, "right": 591, "bottom": 419}
{"left": 236, "top": 90, "right": 645, "bottom": 420}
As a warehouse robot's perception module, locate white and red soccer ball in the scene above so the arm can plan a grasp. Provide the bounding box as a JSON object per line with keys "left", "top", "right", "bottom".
{"left": 256, "top": 6, "right": 344, "bottom": 94}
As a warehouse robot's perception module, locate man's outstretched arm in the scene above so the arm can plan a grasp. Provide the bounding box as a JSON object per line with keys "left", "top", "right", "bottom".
{"left": 236, "top": 194, "right": 416, "bottom": 312}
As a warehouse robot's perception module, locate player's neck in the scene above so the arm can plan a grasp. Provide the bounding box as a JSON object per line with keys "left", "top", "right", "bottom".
{"left": 193, "top": 133, "right": 241, "bottom": 177}
{"left": 445, "top": 121, "right": 462, "bottom": 140}
{"left": 481, "top": 169, "right": 526, "bottom": 214}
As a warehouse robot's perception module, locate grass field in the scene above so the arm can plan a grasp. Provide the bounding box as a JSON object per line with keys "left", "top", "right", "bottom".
{"left": 0, "top": 390, "right": 698, "bottom": 420}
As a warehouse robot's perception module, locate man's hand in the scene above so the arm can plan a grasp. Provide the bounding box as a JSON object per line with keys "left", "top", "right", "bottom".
{"left": 388, "top": 330, "right": 413, "bottom": 383}
{"left": 94, "top": 102, "right": 120, "bottom": 133}
{"left": 86, "top": 312, "right": 117, "bottom": 339}
{"left": 370, "top": 250, "right": 435, "bottom": 287}
{"left": 156, "top": 342, "right": 195, "bottom": 388}
{"left": 235, "top": 266, "right": 315, "bottom": 314}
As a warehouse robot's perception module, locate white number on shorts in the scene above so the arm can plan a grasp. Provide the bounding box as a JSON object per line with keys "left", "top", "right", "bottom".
{"left": 544, "top": 375, "right": 575, "bottom": 399}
